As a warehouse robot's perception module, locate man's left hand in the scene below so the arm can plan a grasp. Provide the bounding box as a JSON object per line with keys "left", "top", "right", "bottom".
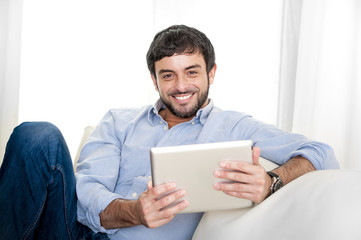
{"left": 213, "top": 147, "right": 272, "bottom": 203}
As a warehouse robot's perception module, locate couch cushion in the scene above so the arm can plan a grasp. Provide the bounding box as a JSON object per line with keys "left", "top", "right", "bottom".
{"left": 192, "top": 170, "right": 361, "bottom": 240}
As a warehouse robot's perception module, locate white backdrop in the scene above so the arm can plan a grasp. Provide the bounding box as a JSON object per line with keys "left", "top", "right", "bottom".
{"left": 0, "top": 0, "right": 23, "bottom": 164}
{"left": 16, "top": 0, "right": 282, "bottom": 159}
{"left": 278, "top": 0, "right": 361, "bottom": 170}
{"left": 2, "top": 0, "right": 360, "bottom": 170}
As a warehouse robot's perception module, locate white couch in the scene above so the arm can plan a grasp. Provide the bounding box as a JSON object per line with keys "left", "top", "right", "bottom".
{"left": 75, "top": 126, "right": 361, "bottom": 240}
{"left": 193, "top": 169, "right": 361, "bottom": 240}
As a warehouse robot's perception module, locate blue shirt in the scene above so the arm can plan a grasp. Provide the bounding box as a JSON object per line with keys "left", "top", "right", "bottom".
{"left": 76, "top": 99, "right": 338, "bottom": 240}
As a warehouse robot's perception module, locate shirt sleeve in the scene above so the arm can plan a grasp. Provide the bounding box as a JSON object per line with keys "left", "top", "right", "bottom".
{"left": 230, "top": 115, "right": 339, "bottom": 170}
{"left": 75, "top": 110, "right": 124, "bottom": 234}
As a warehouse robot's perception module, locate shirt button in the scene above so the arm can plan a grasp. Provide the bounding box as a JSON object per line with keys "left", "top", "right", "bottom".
{"left": 160, "top": 121, "right": 163, "bottom": 124}
{"left": 192, "top": 122, "right": 195, "bottom": 125}
{"left": 132, "top": 192, "right": 138, "bottom": 198}
{"left": 164, "top": 126, "right": 167, "bottom": 130}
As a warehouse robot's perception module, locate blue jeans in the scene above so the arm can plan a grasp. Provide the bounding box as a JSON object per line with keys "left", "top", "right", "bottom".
{"left": 0, "top": 122, "right": 110, "bottom": 240}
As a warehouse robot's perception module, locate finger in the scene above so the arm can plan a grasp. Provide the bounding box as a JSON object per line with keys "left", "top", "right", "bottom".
{"left": 149, "top": 182, "right": 177, "bottom": 199}
{"left": 214, "top": 182, "right": 254, "bottom": 193}
{"left": 143, "top": 199, "right": 189, "bottom": 228}
{"left": 158, "top": 199, "right": 189, "bottom": 219}
{"left": 222, "top": 191, "right": 261, "bottom": 202}
{"left": 217, "top": 161, "right": 260, "bottom": 177}
{"left": 224, "top": 189, "right": 265, "bottom": 203}
{"left": 154, "top": 189, "right": 187, "bottom": 211}
{"left": 145, "top": 215, "right": 175, "bottom": 229}
{"left": 253, "top": 146, "right": 260, "bottom": 166}
{"left": 147, "top": 181, "right": 153, "bottom": 191}
{"left": 214, "top": 170, "right": 252, "bottom": 184}
{"left": 140, "top": 182, "right": 177, "bottom": 210}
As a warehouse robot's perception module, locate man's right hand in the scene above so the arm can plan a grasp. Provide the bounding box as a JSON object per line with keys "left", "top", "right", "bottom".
{"left": 100, "top": 181, "right": 188, "bottom": 229}
{"left": 135, "top": 181, "right": 189, "bottom": 228}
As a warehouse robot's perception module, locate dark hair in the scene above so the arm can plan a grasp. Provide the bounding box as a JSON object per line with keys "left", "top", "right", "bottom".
{"left": 146, "top": 25, "right": 215, "bottom": 77}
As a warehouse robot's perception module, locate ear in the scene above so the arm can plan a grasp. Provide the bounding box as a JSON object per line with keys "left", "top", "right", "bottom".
{"left": 151, "top": 74, "right": 159, "bottom": 92}
{"left": 208, "top": 63, "right": 217, "bottom": 85}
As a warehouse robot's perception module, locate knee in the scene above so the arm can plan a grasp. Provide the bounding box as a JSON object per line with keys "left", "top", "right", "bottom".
{"left": 10, "top": 122, "right": 64, "bottom": 147}
{"left": 4, "top": 122, "right": 68, "bottom": 168}
{"left": 15, "top": 121, "right": 60, "bottom": 136}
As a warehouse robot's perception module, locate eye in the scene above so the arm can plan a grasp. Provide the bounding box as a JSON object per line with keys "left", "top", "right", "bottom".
{"left": 187, "top": 70, "right": 198, "bottom": 76}
{"left": 162, "top": 73, "right": 174, "bottom": 80}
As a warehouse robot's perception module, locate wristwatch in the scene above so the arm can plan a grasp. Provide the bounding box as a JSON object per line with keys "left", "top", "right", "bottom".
{"left": 267, "top": 171, "right": 283, "bottom": 194}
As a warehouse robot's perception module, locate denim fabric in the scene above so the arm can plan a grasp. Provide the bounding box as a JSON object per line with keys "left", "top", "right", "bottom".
{"left": 0, "top": 122, "right": 109, "bottom": 240}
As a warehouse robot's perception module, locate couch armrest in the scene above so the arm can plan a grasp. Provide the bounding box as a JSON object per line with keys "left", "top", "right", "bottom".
{"left": 193, "top": 170, "right": 361, "bottom": 240}
{"left": 74, "top": 126, "right": 95, "bottom": 170}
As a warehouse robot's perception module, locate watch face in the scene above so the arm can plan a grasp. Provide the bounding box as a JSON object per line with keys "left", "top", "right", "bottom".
{"left": 274, "top": 179, "right": 283, "bottom": 191}
{"left": 267, "top": 171, "right": 283, "bottom": 194}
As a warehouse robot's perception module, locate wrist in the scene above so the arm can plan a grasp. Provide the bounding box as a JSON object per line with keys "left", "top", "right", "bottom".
{"left": 133, "top": 199, "right": 145, "bottom": 226}
{"left": 100, "top": 199, "right": 142, "bottom": 229}
{"left": 265, "top": 173, "right": 272, "bottom": 198}
{"left": 267, "top": 171, "right": 284, "bottom": 195}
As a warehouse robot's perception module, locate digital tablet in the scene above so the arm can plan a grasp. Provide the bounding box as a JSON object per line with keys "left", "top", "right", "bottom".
{"left": 150, "top": 140, "right": 254, "bottom": 213}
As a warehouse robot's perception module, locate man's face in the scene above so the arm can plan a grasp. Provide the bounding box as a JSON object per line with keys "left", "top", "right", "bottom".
{"left": 151, "top": 53, "right": 216, "bottom": 118}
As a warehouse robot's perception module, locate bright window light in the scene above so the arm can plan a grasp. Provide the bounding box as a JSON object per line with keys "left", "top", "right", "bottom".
{"left": 19, "top": 0, "right": 282, "bottom": 158}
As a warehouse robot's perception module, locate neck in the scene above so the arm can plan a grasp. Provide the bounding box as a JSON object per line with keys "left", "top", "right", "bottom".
{"left": 159, "top": 109, "right": 194, "bottom": 129}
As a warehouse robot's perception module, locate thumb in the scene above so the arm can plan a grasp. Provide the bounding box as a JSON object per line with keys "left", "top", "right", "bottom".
{"left": 147, "top": 181, "right": 153, "bottom": 191}
{"left": 252, "top": 146, "right": 261, "bottom": 165}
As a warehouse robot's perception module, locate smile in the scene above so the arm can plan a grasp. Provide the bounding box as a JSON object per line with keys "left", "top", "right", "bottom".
{"left": 174, "top": 93, "right": 193, "bottom": 100}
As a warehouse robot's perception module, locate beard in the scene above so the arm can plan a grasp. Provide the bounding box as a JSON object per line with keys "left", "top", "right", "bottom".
{"left": 160, "top": 82, "right": 210, "bottom": 119}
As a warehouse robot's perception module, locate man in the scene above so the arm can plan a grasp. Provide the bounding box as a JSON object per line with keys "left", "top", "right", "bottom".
{"left": 0, "top": 25, "right": 338, "bottom": 240}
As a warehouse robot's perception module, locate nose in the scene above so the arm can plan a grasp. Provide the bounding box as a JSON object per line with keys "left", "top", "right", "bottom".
{"left": 175, "top": 75, "right": 188, "bottom": 92}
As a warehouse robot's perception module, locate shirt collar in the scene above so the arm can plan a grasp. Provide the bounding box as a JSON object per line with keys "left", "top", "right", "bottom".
{"left": 196, "top": 99, "right": 214, "bottom": 125}
{"left": 148, "top": 98, "right": 214, "bottom": 126}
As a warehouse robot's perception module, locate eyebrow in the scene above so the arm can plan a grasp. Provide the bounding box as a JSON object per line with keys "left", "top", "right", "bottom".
{"left": 185, "top": 64, "right": 202, "bottom": 70}
{"left": 158, "top": 69, "right": 175, "bottom": 75}
{"left": 157, "top": 64, "right": 202, "bottom": 75}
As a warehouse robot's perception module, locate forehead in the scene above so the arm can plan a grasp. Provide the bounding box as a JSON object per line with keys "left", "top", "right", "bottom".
{"left": 154, "top": 53, "right": 206, "bottom": 72}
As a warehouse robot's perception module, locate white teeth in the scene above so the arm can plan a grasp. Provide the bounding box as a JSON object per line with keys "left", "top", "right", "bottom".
{"left": 175, "top": 94, "right": 192, "bottom": 100}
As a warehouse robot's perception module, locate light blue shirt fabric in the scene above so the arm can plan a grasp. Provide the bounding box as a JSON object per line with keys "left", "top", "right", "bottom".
{"left": 76, "top": 99, "right": 339, "bottom": 240}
